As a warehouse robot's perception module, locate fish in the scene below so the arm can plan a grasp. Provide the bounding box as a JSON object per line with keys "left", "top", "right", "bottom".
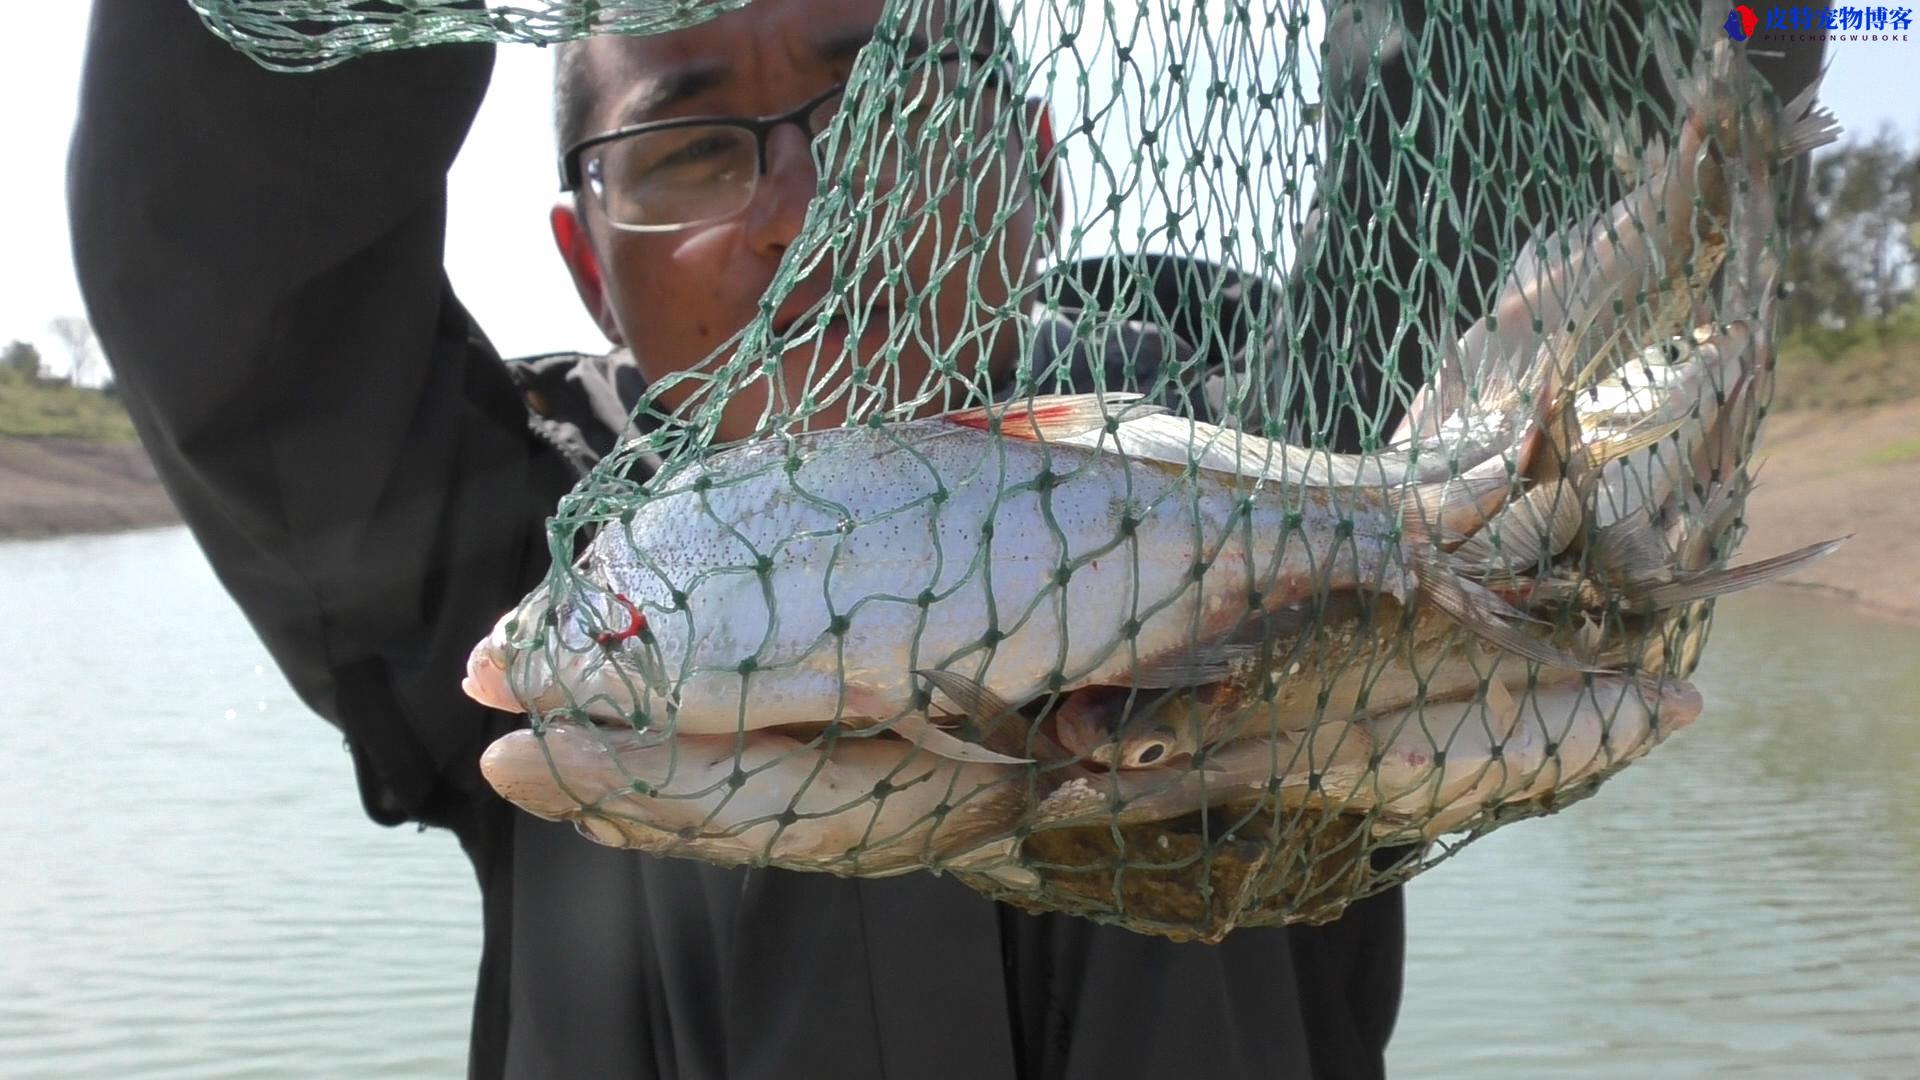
{"left": 474, "top": 674, "right": 1702, "bottom": 871}
{"left": 468, "top": 33, "right": 1840, "bottom": 875}
{"left": 464, "top": 391, "right": 1530, "bottom": 738}
{"left": 1026, "top": 674, "right": 1704, "bottom": 844}
{"left": 479, "top": 721, "right": 1035, "bottom": 881}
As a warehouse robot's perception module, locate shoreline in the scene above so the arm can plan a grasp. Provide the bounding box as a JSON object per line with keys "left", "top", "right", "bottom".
{"left": 6, "top": 404, "right": 1915, "bottom": 622}
{"left": 0, "top": 435, "right": 180, "bottom": 541}
{"left": 1732, "top": 398, "right": 1920, "bottom": 627}
{"left": 1757, "top": 579, "right": 1920, "bottom": 628}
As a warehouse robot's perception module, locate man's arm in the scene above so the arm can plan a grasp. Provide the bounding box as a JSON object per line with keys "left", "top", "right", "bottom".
{"left": 68, "top": 3, "right": 578, "bottom": 828}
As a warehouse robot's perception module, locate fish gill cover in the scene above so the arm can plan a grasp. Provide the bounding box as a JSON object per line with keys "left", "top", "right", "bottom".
{"left": 191, "top": 0, "right": 1842, "bottom": 939}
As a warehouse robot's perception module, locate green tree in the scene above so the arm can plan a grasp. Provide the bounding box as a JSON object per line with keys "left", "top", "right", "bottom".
{"left": 1783, "top": 128, "right": 1920, "bottom": 348}
{"left": 2, "top": 340, "right": 46, "bottom": 381}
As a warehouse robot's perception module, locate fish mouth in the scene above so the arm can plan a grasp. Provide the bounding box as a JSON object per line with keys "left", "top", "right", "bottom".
{"left": 462, "top": 632, "right": 1022, "bottom": 790}
{"left": 462, "top": 620, "right": 1022, "bottom": 761}
{"left": 462, "top": 638, "right": 521, "bottom": 714}
{"left": 479, "top": 722, "right": 748, "bottom": 824}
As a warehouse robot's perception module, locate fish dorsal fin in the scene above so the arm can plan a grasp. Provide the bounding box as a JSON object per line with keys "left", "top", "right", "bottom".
{"left": 941, "top": 393, "right": 1165, "bottom": 441}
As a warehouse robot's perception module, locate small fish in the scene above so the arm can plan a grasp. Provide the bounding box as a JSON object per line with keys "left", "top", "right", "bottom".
{"left": 1102, "top": 692, "right": 1228, "bottom": 770}
{"left": 1056, "top": 681, "right": 1252, "bottom": 770}
{"left": 1026, "top": 675, "right": 1705, "bottom": 843}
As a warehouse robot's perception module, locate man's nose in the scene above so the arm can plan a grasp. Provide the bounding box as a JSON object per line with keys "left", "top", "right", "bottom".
{"left": 743, "top": 125, "right": 819, "bottom": 256}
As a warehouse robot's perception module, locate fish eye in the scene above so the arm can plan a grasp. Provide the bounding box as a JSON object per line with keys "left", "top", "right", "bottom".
{"left": 1127, "top": 740, "right": 1169, "bottom": 767}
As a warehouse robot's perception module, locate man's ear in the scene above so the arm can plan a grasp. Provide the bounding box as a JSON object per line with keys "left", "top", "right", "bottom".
{"left": 1023, "top": 99, "right": 1063, "bottom": 257}
{"left": 551, "top": 201, "right": 625, "bottom": 346}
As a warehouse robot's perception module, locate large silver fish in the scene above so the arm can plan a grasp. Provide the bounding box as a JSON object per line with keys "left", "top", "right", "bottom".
{"left": 463, "top": 391, "right": 1517, "bottom": 738}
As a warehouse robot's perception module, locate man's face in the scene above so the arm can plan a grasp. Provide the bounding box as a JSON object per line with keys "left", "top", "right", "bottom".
{"left": 554, "top": 0, "right": 1051, "bottom": 443}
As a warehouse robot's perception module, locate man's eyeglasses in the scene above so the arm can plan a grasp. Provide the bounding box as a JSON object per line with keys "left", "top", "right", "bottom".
{"left": 559, "top": 51, "right": 1013, "bottom": 233}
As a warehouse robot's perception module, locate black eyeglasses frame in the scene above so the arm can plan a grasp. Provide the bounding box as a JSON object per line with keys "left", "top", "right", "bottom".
{"left": 557, "top": 49, "right": 1015, "bottom": 196}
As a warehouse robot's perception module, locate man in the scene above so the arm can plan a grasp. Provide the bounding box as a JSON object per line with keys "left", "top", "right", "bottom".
{"left": 545, "top": 4, "right": 1054, "bottom": 439}
{"left": 69, "top": 1, "right": 1398, "bottom": 1077}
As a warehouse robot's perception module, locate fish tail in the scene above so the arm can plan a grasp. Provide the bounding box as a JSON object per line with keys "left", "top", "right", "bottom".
{"left": 1774, "top": 73, "right": 1844, "bottom": 161}
{"left": 1660, "top": 34, "right": 1841, "bottom": 171}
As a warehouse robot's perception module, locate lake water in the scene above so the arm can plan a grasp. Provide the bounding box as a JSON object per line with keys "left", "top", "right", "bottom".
{"left": 2, "top": 526, "right": 1915, "bottom": 1077}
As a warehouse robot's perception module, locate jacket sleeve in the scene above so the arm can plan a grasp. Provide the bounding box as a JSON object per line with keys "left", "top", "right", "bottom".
{"left": 68, "top": 2, "right": 580, "bottom": 828}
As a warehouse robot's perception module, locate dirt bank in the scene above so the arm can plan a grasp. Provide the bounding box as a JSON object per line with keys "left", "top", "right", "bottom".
{"left": 1740, "top": 398, "right": 1920, "bottom": 625}
{"left": 0, "top": 435, "right": 179, "bottom": 540}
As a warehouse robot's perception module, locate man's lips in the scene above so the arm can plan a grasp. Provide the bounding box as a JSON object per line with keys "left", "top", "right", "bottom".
{"left": 770, "top": 305, "right": 818, "bottom": 337}
{"left": 777, "top": 310, "right": 891, "bottom": 351}
{"left": 771, "top": 282, "right": 893, "bottom": 338}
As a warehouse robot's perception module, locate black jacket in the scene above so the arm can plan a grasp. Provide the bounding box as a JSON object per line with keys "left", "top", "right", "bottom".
{"left": 68, "top": 4, "right": 1402, "bottom": 1078}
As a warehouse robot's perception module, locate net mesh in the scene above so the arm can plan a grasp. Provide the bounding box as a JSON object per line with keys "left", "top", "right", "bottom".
{"left": 194, "top": 0, "right": 1837, "bottom": 939}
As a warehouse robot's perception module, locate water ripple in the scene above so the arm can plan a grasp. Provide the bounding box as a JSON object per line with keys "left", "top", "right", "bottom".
{"left": 6, "top": 532, "right": 1918, "bottom": 1076}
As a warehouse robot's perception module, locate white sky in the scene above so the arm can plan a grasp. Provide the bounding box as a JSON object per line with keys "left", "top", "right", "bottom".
{"left": 4, "top": 5, "right": 1917, "bottom": 378}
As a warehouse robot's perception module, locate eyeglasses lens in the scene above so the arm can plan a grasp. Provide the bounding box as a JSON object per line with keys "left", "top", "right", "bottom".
{"left": 589, "top": 126, "right": 760, "bottom": 231}
{"left": 584, "top": 58, "right": 994, "bottom": 231}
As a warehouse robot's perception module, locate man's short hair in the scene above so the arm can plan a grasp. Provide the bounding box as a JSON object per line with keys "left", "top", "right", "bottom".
{"left": 552, "top": 1, "right": 1015, "bottom": 154}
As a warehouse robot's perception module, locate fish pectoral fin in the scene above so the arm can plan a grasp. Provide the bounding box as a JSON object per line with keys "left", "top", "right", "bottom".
{"left": 913, "top": 668, "right": 1064, "bottom": 763}
{"left": 915, "top": 667, "right": 1018, "bottom": 726}
{"left": 1775, "top": 69, "right": 1844, "bottom": 160}
{"left": 1481, "top": 677, "right": 1522, "bottom": 742}
{"left": 1416, "top": 554, "right": 1612, "bottom": 674}
{"left": 1624, "top": 536, "right": 1849, "bottom": 613}
{"left": 1452, "top": 478, "right": 1586, "bottom": 570}
{"left": 1410, "top": 473, "right": 1516, "bottom": 543}
{"left": 887, "top": 714, "right": 1033, "bottom": 766}
{"left": 940, "top": 393, "right": 1165, "bottom": 441}
{"left": 1582, "top": 407, "right": 1689, "bottom": 470}
{"left": 1589, "top": 517, "right": 1676, "bottom": 590}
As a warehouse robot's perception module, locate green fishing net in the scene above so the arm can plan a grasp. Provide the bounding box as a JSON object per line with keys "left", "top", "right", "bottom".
{"left": 193, "top": 0, "right": 1834, "bottom": 939}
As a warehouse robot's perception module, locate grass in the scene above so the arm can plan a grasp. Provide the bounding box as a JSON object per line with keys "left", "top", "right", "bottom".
{"left": 1858, "top": 435, "right": 1920, "bottom": 469}
{"left": 1773, "top": 303, "right": 1920, "bottom": 411}
{"left": 0, "top": 370, "right": 139, "bottom": 442}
